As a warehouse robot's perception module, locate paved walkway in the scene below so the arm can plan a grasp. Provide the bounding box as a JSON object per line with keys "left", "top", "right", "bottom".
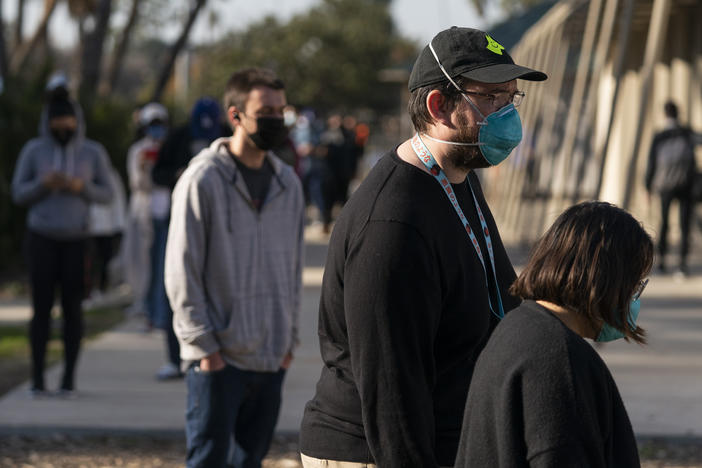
{"left": 0, "top": 231, "right": 701, "bottom": 439}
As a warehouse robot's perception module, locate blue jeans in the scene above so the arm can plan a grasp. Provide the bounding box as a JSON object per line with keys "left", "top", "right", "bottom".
{"left": 185, "top": 364, "right": 286, "bottom": 468}
{"left": 147, "top": 216, "right": 171, "bottom": 329}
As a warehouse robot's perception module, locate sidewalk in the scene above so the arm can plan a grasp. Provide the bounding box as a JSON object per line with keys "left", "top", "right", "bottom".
{"left": 0, "top": 237, "right": 701, "bottom": 439}
{"left": 0, "top": 228, "right": 328, "bottom": 437}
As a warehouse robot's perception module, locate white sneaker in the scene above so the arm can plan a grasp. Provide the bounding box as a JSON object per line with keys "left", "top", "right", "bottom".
{"left": 155, "top": 363, "right": 183, "bottom": 381}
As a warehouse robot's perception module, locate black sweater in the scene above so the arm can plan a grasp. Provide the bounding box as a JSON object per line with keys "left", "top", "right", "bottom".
{"left": 455, "top": 301, "right": 640, "bottom": 467}
{"left": 299, "top": 150, "right": 520, "bottom": 467}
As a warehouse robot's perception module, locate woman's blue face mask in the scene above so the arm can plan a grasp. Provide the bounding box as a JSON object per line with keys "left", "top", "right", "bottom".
{"left": 596, "top": 279, "right": 648, "bottom": 342}
{"left": 596, "top": 298, "right": 641, "bottom": 342}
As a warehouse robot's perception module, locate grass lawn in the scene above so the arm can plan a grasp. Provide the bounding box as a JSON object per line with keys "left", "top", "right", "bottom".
{"left": 0, "top": 306, "right": 125, "bottom": 396}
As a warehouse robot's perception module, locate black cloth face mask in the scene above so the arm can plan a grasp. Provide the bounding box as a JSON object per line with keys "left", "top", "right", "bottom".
{"left": 51, "top": 128, "right": 76, "bottom": 147}
{"left": 246, "top": 116, "right": 287, "bottom": 151}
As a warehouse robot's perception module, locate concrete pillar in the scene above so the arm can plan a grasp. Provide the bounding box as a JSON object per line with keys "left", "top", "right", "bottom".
{"left": 593, "top": 0, "right": 636, "bottom": 198}
{"left": 548, "top": 0, "right": 604, "bottom": 213}
{"left": 569, "top": 0, "right": 620, "bottom": 201}
{"left": 621, "top": 0, "right": 673, "bottom": 209}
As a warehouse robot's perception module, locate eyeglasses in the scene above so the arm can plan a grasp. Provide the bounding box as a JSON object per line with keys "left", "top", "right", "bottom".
{"left": 632, "top": 278, "right": 649, "bottom": 301}
{"left": 460, "top": 90, "right": 526, "bottom": 109}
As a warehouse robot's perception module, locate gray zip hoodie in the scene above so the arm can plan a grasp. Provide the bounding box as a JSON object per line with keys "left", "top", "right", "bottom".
{"left": 165, "top": 138, "right": 305, "bottom": 372}
{"left": 11, "top": 100, "right": 114, "bottom": 239}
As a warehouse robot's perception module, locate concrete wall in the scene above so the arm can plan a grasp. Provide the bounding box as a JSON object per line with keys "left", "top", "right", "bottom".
{"left": 485, "top": 0, "right": 702, "bottom": 244}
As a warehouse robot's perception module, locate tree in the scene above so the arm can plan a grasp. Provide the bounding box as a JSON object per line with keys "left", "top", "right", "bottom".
{"left": 15, "top": 0, "right": 25, "bottom": 46}
{"left": 100, "top": 0, "right": 142, "bottom": 96}
{"left": 78, "top": 0, "right": 113, "bottom": 107}
{"left": 0, "top": 1, "right": 8, "bottom": 83}
{"left": 151, "top": 0, "right": 207, "bottom": 102}
{"left": 195, "top": 0, "right": 417, "bottom": 113}
{"left": 9, "top": 0, "right": 58, "bottom": 75}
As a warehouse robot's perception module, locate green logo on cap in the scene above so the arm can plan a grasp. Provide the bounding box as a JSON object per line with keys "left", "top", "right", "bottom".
{"left": 485, "top": 34, "right": 505, "bottom": 55}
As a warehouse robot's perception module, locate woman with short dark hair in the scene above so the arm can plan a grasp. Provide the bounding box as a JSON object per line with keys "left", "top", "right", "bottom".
{"left": 455, "top": 201, "right": 653, "bottom": 467}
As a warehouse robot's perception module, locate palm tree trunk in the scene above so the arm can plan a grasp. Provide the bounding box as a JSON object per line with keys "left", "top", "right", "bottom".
{"left": 0, "top": 1, "right": 8, "bottom": 82}
{"left": 79, "top": 0, "right": 112, "bottom": 109}
{"left": 100, "top": 0, "right": 141, "bottom": 96}
{"left": 9, "top": 0, "right": 58, "bottom": 76}
{"left": 151, "top": 0, "right": 207, "bottom": 102}
{"left": 15, "top": 0, "right": 25, "bottom": 46}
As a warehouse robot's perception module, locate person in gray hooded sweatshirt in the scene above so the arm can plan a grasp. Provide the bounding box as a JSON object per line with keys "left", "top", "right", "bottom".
{"left": 11, "top": 82, "right": 113, "bottom": 397}
{"left": 165, "top": 67, "right": 304, "bottom": 468}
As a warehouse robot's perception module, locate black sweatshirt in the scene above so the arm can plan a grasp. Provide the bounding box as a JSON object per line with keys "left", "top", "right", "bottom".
{"left": 299, "top": 150, "right": 520, "bottom": 467}
{"left": 455, "top": 301, "right": 640, "bottom": 468}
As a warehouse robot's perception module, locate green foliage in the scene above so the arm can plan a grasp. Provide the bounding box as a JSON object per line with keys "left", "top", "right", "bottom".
{"left": 0, "top": 71, "right": 51, "bottom": 270}
{"left": 86, "top": 99, "right": 136, "bottom": 183}
{"left": 193, "top": 0, "right": 418, "bottom": 114}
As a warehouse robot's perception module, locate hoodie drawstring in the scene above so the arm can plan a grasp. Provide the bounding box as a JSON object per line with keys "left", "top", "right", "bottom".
{"left": 52, "top": 145, "right": 75, "bottom": 177}
{"left": 53, "top": 147, "right": 62, "bottom": 172}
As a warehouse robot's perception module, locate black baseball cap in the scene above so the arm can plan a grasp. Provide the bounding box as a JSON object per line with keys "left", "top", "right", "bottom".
{"left": 408, "top": 27, "right": 547, "bottom": 91}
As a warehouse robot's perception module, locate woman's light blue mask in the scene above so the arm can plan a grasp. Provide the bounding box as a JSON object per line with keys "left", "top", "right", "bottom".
{"left": 596, "top": 298, "right": 641, "bottom": 342}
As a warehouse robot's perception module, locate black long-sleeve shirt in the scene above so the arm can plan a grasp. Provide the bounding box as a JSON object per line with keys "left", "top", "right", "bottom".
{"left": 299, "top": 150, "right": 520, "bottom": 467}
{"left": 455, "top": 301, "right": 640, "bottom": 467}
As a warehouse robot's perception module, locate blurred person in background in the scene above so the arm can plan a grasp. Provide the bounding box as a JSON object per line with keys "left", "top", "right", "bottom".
{"left": 150, "top": 98, "right": 225, "bottom": 381}
{"left": 11, "top": 73, "right": 113, "bottom": 397}
{"left": 455, "top": 201, "right": 652, "bottom": 467}
{"left": 152, "top": 97, "right": 226, "bottom": 189}
{"left": 85, "top": 160, "right": 127, "bottom": 303}
{"left": 344, "top": 115, "right": 369, "bottom": 188}
{"left": 645, "top": 100, "right": 702, "bottom": 277}
{"left": 165, "top": 67, "right": 304, "bottom": 468}
{"left": 318, "top": 114, "right": 346, "bottom": 232}
{"left": 122, "top": 103, "right": 169, "bottom": 321}
{"left": 291, "top": 109, "right": 326, "bottom": 226}
{"left": 316, "top": 114, "right": 368, "bottom": 233}
{"left": 270, "top": 104, "right": 302, "bottom": 171}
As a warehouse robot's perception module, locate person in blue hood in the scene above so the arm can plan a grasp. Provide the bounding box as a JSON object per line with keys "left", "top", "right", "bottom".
{"left": 152, "top": 97, "right": 229, "bottom": 190}
{"left": 11, "top": 78, "right": 113, "bottom": 397}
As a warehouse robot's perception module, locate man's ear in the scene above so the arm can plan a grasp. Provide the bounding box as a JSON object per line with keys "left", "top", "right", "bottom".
{"left": 227, "top": 106, "right": 240, "bottom": 127}
{"left": 426, "top": 90, "right": 453, "bottom": 127}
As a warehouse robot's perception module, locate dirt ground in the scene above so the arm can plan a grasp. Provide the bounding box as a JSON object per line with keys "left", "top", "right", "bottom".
{"left": 1, "top": 434, "right": 701, "bottom": 467}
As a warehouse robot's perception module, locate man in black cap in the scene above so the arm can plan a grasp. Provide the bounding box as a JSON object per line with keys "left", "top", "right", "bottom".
{"left": 299, "top": 27, "right": 547, "bottom": 467}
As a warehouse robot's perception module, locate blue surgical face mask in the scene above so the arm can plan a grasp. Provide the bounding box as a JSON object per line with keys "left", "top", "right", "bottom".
{"left": 468, "top": 100, "right": 523, "bottom": 166}
{"left": 146, "top": 124, "right": 167, "bottom": 141}
{"left": 422, "top": 41, "right": 523, "bottom": 167}
{"left": 596, "top": 298, "right": 641, "bottom": 342}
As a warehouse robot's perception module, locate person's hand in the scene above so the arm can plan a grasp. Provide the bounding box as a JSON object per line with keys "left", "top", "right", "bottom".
{"left": 280, "top": 351, "right": 294, "bottom": 370}
{"left": 199, "top": 351, "right": 226, "bottom": 372}
{"left": 42, "top": 172, "right": 67, "bottom": 190}
{"left": 66, "top": 177, "right": 84, "bottom": 194}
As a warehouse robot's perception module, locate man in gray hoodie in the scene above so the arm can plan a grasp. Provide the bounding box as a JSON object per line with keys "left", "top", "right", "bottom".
{"left": 165, "top": 68, "right": 305, "bottom": 468}
{"left": 12, "top": 82, "right": 113, "bottom": 396}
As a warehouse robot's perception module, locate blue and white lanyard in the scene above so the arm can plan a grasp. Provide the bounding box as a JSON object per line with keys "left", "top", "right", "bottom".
{"left": 411, "top": 133, "right": 504, "bottom": 319}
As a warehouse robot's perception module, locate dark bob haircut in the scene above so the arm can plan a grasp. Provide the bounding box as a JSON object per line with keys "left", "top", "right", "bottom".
{"left": 510, "top": 201, "right": 654, "bottom": 343}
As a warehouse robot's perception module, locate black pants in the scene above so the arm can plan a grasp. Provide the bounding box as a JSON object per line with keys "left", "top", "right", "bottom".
{"left": 86, "top": 233, "right": 121, "bottom": 293}
{"left": 27, "top": 231, "right": 86, "bottom": 391}
{"left": 658, "top": 189, "right": 693, "bottom": 268}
